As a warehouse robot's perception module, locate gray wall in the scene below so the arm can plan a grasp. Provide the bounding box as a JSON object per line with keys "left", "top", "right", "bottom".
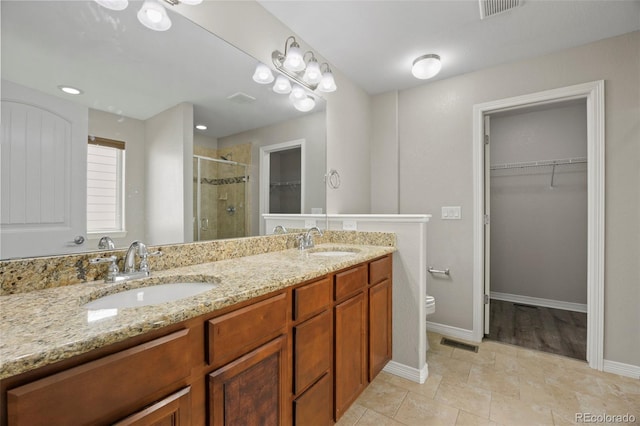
{"left": 489, "top": 102, "right": 588, "bottom": 303}
{"left": 88, "top": 109, "right": 146, "bottom": 247}
{"left": 380, "top": 31, "right": 639, "bottom": 367}
{"left": 219, "top": 112, "right": 326, "bottom": 235}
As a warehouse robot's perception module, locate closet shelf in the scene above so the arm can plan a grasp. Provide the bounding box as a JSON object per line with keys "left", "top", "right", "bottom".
{"left": 490, "top": 157, "right": 587, "bottom": 171}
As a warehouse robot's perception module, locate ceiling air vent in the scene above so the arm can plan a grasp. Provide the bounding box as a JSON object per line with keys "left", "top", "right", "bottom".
{"left": 479, "top": 0, "right": 521, "bottom": 19}
{"left": 226, "top": 92, "right": 257, "bottom": 104}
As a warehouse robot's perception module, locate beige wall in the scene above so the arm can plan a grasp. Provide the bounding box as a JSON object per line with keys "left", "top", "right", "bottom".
{"left": 395, "top": 32, "right": 639, "bottom": 366}
{"left": 490, "top": 102, "right": 588, "bottom": 304}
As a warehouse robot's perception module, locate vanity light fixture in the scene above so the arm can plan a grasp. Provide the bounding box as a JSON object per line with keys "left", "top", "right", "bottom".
{"left": 137, "top": 0, "right": 172, "bottom": 31}
{"left": 411, "top": 54, "right": 442, "bottom": 80}
{"left": 58, "top": 85, "right": 83, "bottom": 95}
{"left": 270, "top": 36, "right": 338, "bottom": 93}
{"left": 94, "top": 0, "right": 201, "bottom": 32}
{"left": 251, "top": 36, "right": 337, "bottom": 112}
{"left": 252, "top": 63, "right": 275, "bottom": 84}
{"left": 292, "top": 95, "right": 316, "bottom": 112}
{"left": 273, "top": 75, "right": 292, "bottom": 94}
{"left": 95, "top": 0, "right": 128, "bottom": 11}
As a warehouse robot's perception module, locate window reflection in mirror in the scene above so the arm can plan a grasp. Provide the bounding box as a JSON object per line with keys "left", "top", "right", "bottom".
{"left": 0, "top": 1, "right": 326, "bottom": 260}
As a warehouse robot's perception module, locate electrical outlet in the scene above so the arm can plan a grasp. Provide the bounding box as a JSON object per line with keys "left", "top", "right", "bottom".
{"left": 304, "top": 219, "right": 317, "bottom": 228}
{"left": 343, "top": 220, "right": 357, "bottom": 231}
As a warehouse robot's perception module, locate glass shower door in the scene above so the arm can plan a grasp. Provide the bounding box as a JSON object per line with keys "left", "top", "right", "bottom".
{"left": 194, "top": 156, "right": 248, "bottom": 241}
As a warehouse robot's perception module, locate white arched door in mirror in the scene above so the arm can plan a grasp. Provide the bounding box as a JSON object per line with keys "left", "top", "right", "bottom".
{"left": 1, "top": 80, "right": 88, "bottom": 259}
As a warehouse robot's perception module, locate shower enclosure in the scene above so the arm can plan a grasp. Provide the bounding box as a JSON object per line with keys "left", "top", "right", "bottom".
{"left": 193, "top": 155, "right": 249, "bottom": 241}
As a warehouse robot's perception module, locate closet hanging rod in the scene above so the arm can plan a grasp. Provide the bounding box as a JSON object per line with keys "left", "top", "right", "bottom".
{"left": 490, "top": 157, "right": 587, "bottom": 171}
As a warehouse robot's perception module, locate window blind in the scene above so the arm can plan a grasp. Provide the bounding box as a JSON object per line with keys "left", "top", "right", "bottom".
{"left": 87, "top": 137, "right": 125, "bottom": 232}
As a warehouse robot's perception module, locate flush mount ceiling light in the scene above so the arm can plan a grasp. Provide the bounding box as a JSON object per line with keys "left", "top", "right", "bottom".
{"left": 58, "top": 85, "right": 83, "bottom": 95}
{"left": 94, "top": 0, "right": 201, "bottom": 32}
{"left": 195, "top": 124, "right": 207, "bottom": 130}
{"left": 412, "top": 54, "right": 442, "bottom": 80}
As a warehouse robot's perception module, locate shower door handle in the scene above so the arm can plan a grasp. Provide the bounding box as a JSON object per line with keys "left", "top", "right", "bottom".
{"left": 200, "top": 218, "right": 209, "bottom": 231}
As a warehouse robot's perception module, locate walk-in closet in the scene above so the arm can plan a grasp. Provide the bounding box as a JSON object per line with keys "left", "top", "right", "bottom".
{"left": 486, "top": 100, "right": 588, "bottom": 360}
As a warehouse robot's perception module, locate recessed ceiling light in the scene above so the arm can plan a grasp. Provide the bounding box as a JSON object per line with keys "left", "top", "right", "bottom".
{"left": 58, "top": 85, "right": 83, "bottom": 95}
{"left": 195, "top": 124, "right": 207, "bottom": 130}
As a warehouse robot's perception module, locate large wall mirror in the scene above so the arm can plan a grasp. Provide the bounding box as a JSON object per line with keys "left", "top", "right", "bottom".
{"left": 0, "top": 1, "right": 326, "bottom": 260}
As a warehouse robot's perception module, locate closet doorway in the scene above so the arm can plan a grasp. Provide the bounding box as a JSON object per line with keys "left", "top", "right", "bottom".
{"left": 472, "top": 81, "right": 605, "bottom": 370}
{"left": 485, "top": 100, "right": 588, "bottom": 360}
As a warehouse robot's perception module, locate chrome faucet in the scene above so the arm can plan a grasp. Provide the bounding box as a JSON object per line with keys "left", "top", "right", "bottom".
{"left": 298, "top": 227, "right": 323, "bottom": 250}
{"left": 97, "top": 236, "right": 115, "bottom": 250}
{"left": 91, "top": 240, "right": 162, "bottom": 283}
{"left": 272, "top": 225, "right": 288, "bottom": 234}
{"left": 124, "top": 240, "right": 147, "bottom": 273}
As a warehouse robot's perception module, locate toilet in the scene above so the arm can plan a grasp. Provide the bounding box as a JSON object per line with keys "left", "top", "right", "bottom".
{"left": 425, "top": 294, "right": 436, "bottom": 316}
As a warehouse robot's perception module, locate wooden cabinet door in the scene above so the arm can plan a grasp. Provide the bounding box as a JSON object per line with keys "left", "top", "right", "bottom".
{"left": 114, "top": 387, "right": 191, "bottom": 426}
{"left": 293, "top": 373, "right": 333, "bottom": 426}
{"left": 369, "top": 279, "right": 392, "bottom": 380}
{"left": 334, "top": 291, "right": 367, "bottom": 420}
{"left": 208, "top": 336, "right": 286, "bottom": 426}
{"left": 294, "top": 310, "right": 332, "bottom": 394}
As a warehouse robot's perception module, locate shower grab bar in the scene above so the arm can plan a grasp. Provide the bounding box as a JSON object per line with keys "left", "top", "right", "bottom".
{"left": 428, "top": 266, "right": 450, "bottom": 276}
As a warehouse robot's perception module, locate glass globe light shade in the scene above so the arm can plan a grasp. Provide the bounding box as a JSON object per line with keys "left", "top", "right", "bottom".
{"left": 273, "top": 75, "right": 292, "bottom": 94}
{"left": 283, "top": 42, "right": 305, "bottom": 72}
{"left": 252, "top": 63, "right": 275, "bottom": 84}
{"left": 318, "top": 71, "right": 337, "bottom": 93}
{"left": 411, "top": 54, "right": 441, "bottom": 80}
{"left": 137, "top": 0, "right": 172, "bottom": 31}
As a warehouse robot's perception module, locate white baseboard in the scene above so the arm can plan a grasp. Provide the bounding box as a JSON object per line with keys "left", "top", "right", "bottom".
{"left": 426, "top": 321, "right": 479, "bottom": 343}
{"left": 603, "top": 359, "right": 640, "bottom": 379}
{"left": 382, "top": 360, "right": 428, "bottom": 384}
{"left": 490, "top": 291, "right": 587, "bottom": 313}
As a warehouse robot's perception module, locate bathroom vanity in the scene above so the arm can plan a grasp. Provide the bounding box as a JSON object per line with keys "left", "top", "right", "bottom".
{"left": 0, "top": 241, "right": 393, "bottom": 425}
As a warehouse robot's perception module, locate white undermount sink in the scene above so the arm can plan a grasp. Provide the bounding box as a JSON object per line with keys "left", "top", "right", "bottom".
{"left": 308, "top": 248, "right": 360, "bottom": 257}
{"left": 83, "top": 282, "right": 217, "bottom": 309}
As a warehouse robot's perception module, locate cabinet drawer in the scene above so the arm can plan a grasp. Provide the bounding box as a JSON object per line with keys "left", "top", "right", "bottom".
{"left": 7, "top": 329, "right": 191, "bottom": 426}
{"left": 369, "top": 255, "right": 392, "bottom": 285}
{"left": 293, "top": 276, "right": 332, "bottom": 321}
{"left": 113, "top": 386, "right": 191, "bottom": 426}
{"left": 294, "top": 310, "right": 332, "bottom": 394}
{"left": 334, "top": 265, "right": 367, "bottom": 300}
{"left": 207, "top": 293, "right": 287, "bottom": 368}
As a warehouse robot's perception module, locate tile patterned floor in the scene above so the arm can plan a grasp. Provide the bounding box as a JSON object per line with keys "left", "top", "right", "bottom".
{"left": 337, "top": 332, "right": 640, "bottom": 426}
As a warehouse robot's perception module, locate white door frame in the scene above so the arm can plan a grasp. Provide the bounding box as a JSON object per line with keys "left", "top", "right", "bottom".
{"left": 259, "top": 139, "right": 306, "bottom": 235}
{"left": 472, "top": 80, "right": 605, "bottom": 370}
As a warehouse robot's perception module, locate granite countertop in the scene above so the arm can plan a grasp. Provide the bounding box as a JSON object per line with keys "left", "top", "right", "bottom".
{"left": 0, "top": 244, "right": 394, "bottom": 380}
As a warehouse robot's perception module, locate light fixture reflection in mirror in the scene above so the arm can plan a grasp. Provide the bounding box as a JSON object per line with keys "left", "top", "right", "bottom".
{"left": 0, "top": 1, "right": 327, "bottom": 259}
{"left": 293, "top": 96, "right": 316, "bottom": 112}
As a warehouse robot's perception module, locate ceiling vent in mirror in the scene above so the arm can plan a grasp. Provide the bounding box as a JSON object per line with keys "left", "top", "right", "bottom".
{"left": 479, "top": 0, "right": 521, "bottom": 19}
{"left": 226, "top": 92, "right": 257, "bottom": 104}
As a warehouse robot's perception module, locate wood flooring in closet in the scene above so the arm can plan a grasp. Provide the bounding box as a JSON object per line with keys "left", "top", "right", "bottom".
{"left": 487, "top": 299, "right": 587, "bottom": 360}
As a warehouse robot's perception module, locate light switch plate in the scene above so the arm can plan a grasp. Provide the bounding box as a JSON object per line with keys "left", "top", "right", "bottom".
{"left": 343, "top": 220, "right": 357, "bottom": 231}
{"left": 304, "top": 219, "right": 317, "bottom": 228}
{"left": 442, "top": 206, "right": 462, "bottom": 220}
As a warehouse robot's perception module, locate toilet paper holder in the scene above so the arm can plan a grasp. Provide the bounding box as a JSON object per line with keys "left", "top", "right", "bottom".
{"left": 428, "top": 266, "right": 450, "bottom": 276}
